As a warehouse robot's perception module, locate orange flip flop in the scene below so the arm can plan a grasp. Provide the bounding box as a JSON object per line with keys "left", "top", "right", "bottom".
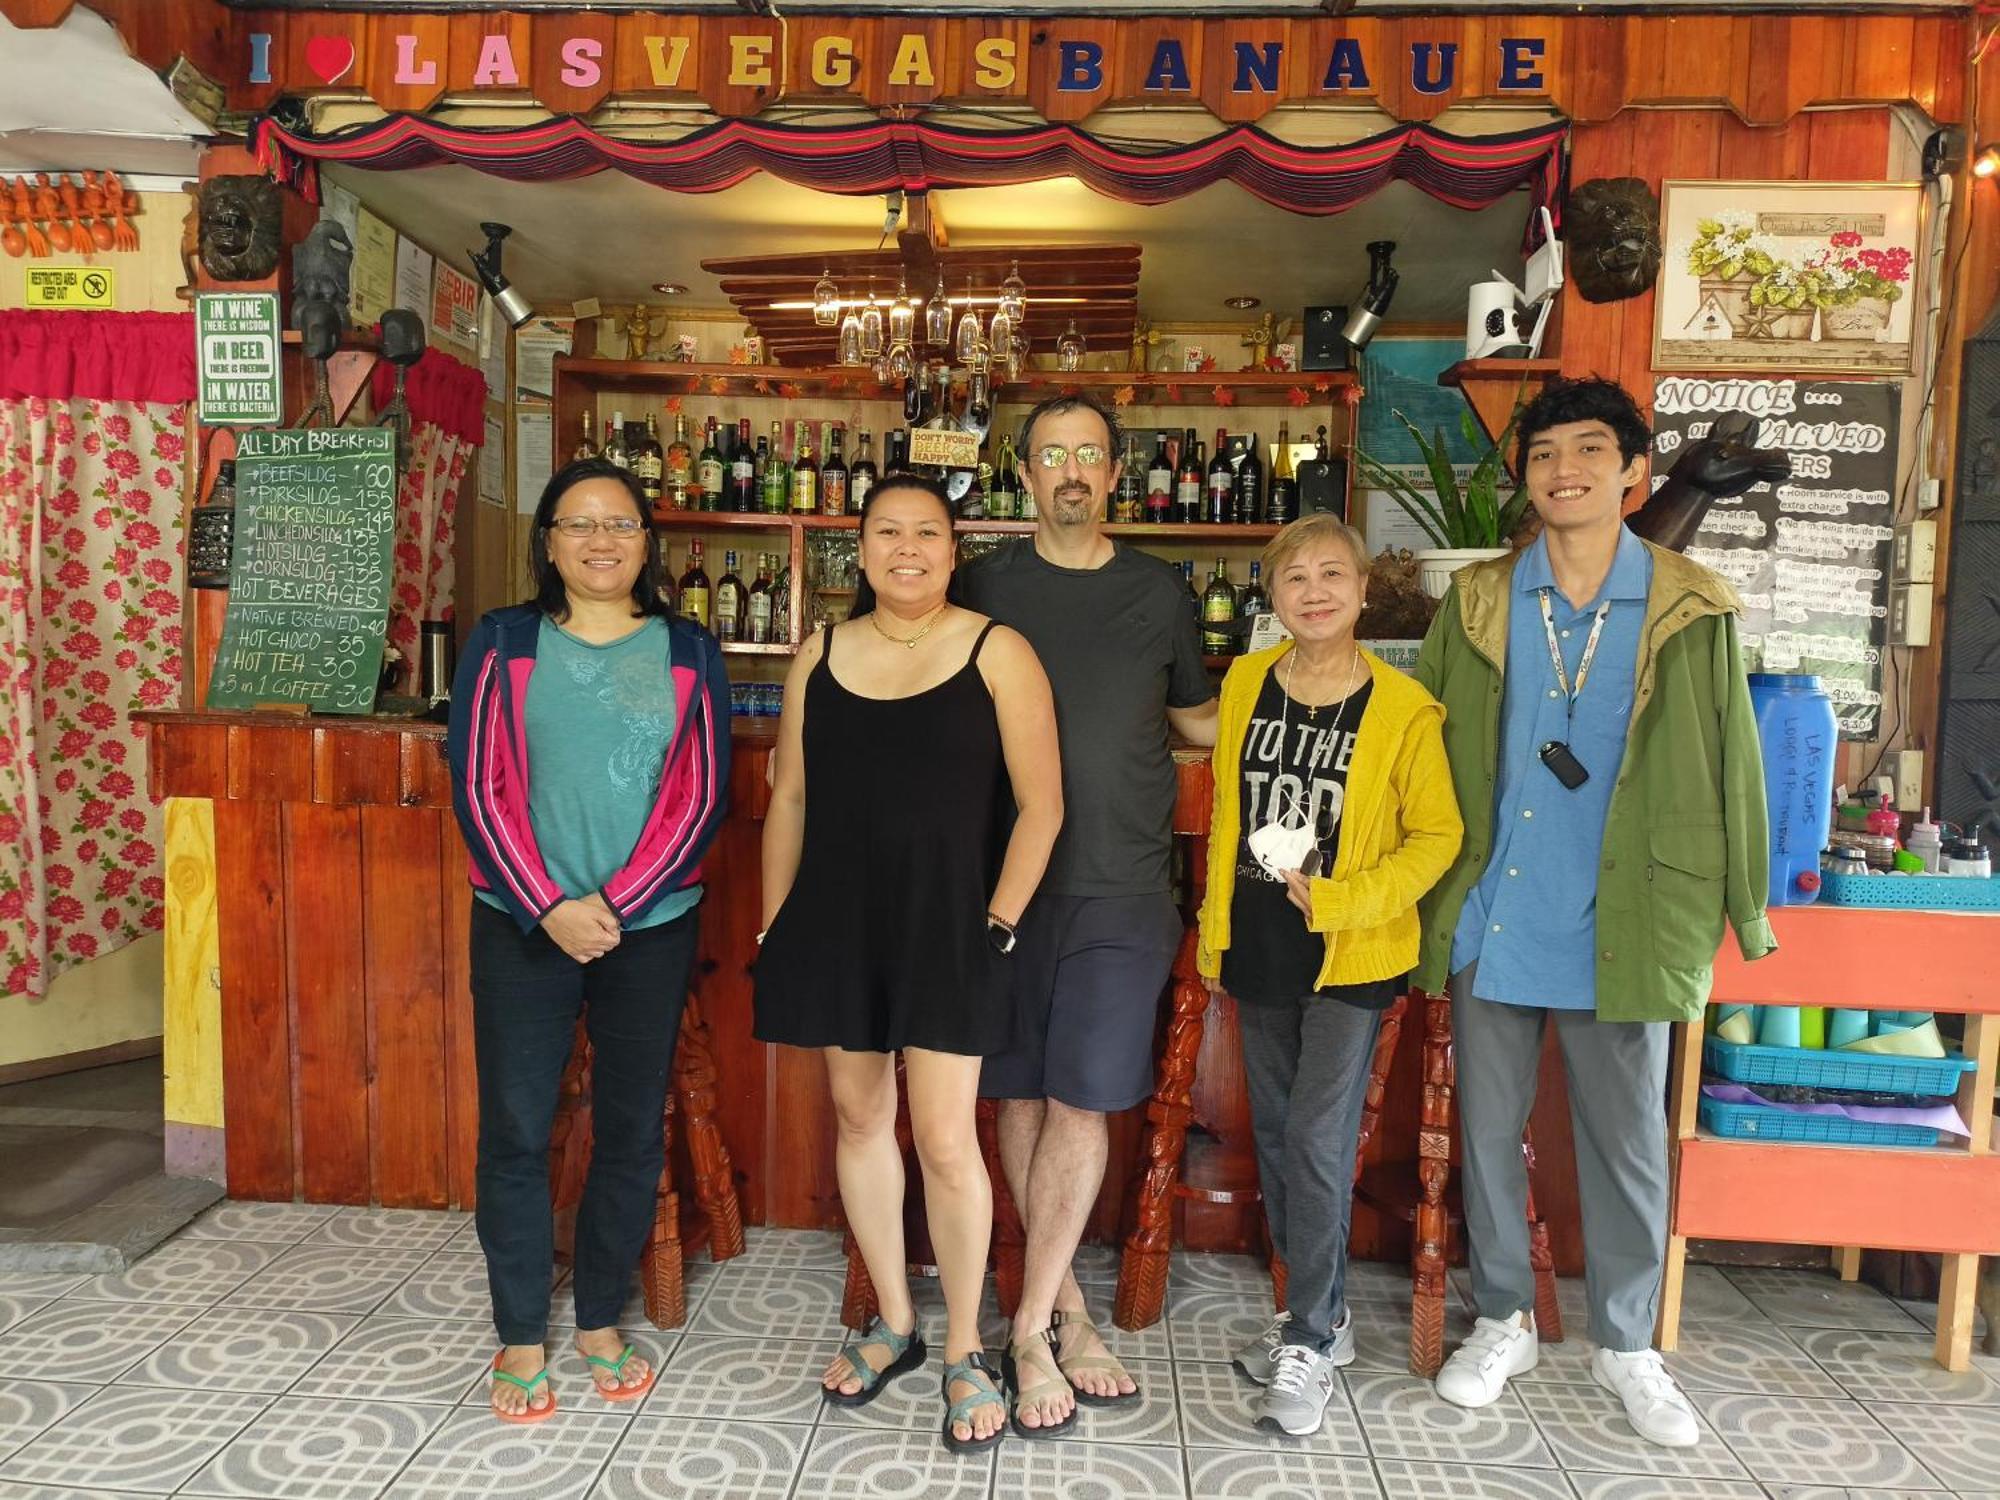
{"left": 489, "top": 1352, "right": 558, "bottom": 1423}
{"left": 580, "top": 1342, "right": 656, "bottom": 1403}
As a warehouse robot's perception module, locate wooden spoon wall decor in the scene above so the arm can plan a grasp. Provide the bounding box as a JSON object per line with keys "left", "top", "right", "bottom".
{"left": 0, "top": 172, "right": 140, "bottom": 258}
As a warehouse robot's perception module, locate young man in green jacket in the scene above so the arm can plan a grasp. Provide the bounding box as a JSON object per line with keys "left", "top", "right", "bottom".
{"left": 1413, "top": 377, "right": 1775, "bottom": 1447}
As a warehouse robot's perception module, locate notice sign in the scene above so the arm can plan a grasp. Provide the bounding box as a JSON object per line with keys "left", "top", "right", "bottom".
{"left": 195, "top": 293, "right": 283, "bottom": 426}
{"left": 206, "top": 428, "right": 397, "bottom": 715}
{"left": 907, "top": 426, "right": 981, "bottom": 470}
{"left": 25, "top": 266, "right": 115, "bottom": 307}
{"left": 1651, "top": 377, "right": 1897, "bottom": 739}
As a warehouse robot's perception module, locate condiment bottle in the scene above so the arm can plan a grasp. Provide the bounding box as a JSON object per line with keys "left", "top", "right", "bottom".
{"left": 1942, "top": 824, "right": 1991, "bottom": 878}
{"left": 1906, "top": 808, "right": 1943, "bottom": 874}
{"left": 1866, "top": 777, "right": 1902, "bottom": 842}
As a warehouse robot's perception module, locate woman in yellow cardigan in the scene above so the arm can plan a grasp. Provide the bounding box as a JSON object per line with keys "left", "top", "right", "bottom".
{"left": 1197, "top": 513, "right": 1462, "bottom": 1438}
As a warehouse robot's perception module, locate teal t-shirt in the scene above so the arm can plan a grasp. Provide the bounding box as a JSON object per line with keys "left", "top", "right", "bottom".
{"left": 477, "top": 616, "right": 700, "bottom": 930}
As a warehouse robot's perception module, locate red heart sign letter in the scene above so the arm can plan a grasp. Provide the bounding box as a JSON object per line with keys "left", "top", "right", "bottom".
{"left": 304, "top": 35, "right": 356, "bottom": 85}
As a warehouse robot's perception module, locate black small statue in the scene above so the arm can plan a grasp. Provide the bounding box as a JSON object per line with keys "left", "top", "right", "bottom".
{"left": 291, "top": 220, "right": 354, "bottom": 327}
{"left": 376, "top": 308, "right": 427, "bottom": 471}
{"left": 196, "top": 174, "right": 283, "bottom": 283}
{"left": 1566, "top": 177, "right": 1662, "bottom": 305}
{"left": 1627, "top": 411, "right": 1792, "bottom": 552}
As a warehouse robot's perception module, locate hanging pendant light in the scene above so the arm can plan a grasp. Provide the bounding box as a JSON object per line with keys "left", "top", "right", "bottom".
{"left": 1057, "top": 318, "right": 1085, "bottom": 372}
{"left": 837, "top": 297, "right": 864, "bottom": 365}
{"left": 860, "top": 278, "right": 884, "bottom": 361}
{"left": 813, "top": 266, "right": 839, "bottom": 328}
{"left": 926, "top": 275, "right": 952, "bottom": 348}
{"left": 999, "top": 258, "right": 1027, "bottom": 322}
{"left": 889, "top": 273, "right": 915, "bottom": 349}
{"left": 954, "top": 274, "right": 984, "bottom": 365}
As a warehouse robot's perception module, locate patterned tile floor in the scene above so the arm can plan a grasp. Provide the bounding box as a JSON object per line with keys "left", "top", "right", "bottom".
{"left": 0, "top": 1204, "right": 1994, "bottom": 1499}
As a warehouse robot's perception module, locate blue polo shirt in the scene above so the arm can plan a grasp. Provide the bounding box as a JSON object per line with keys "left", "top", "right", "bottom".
{"left": 1450, "top": 528, "right": 1652, "bottom": 1009}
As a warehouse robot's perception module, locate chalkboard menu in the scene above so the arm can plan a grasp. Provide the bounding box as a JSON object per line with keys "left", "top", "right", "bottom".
{"left": 1650, "top": 378, "right": 1898, "bottom": 739}
{"left": 206, "top": 429, "right": 398, "bottom": 714}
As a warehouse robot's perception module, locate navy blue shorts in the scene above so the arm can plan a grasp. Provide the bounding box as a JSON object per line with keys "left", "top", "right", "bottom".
{"left": 978, "top": 891, "right": 1182, "bottom": 1112}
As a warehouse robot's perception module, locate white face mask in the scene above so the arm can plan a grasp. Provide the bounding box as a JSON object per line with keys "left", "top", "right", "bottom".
{"left": 1247, "top": 817, "right": 1317, "bottom": 880}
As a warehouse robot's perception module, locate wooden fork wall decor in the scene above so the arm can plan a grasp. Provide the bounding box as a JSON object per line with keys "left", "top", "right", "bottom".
{"left": 0, "top": 172, "right": 140, "bottom": 258}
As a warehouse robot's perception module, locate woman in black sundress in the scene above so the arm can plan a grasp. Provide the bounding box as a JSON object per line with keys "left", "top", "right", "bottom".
{"left": 755, "top": 474, "right": 1061, "bottom": 1454}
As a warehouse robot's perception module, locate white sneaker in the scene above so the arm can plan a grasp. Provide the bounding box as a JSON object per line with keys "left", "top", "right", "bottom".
{"left": 1435, "top": 1311, "right": 1538, "bottom": 1408}
{"left": 1234, "top": 1308, "right": 1356, "bottom": 1386}
{"left": 1592, "top": 1347, "right": 1700, "bottom": 1448}
{"left": 1254, "top": 1342, "right": 1339, "bottom": 1437}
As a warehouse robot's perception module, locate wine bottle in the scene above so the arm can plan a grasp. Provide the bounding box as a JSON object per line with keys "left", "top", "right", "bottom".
{"left": 819, "top": 426, "right": 849, "bottom": 516}
{"left": 654, "top": 413, "right": 682, "bottom": 510}
{"left": 1201, "top": 556, "right": 1238, "bottom": 654}
{"left": 1180, "top": 558, "right": 1201, "bottom": 623}
{"left": 1114, "top": 437, "right": 1144, "bottom": 523}
{"left": 1145, "top": 436, "right": 1173, "bottom": 524}
{"left": 729, "top": 419, "right": 757, "bottom": 512}
{"left": 1175, "top": 430, "right": 1203, "bottom": 525}
{"left": 747, "top": 553, "right": 775, "bottom": 644}
{"left": 790, "top": 423, "right": 817, "bottom": 513}
{"left": 573, "top": 409, "right": 598, "bottom": 462}
{"left": 1236, "top": 560, "right": 1269, "bottom": 653}
{"left": 678, "top": 539, "right": 712, "bottom": 631}
{"left": 885, "top": 427, "right": 910, "bottom": 473}
{"left": 988, "top": 437, "right": 1019, "bottom": 520}
{"left": 1267, "top": 421, "right": 1298, "bottom": 524}
{"left": 603, "top": 409, "right": 631, "bottom": 472}
{"left": 713, "top": 549, "right": 746, "bottom": 643}
{"left": 1205, "top": 427, "right": 1233, "bottom": 525}
{"left": 761, "top": 421, "right": 789, "bottom": 513}
{"left": 849, "top": 429, "right": 878, "bottom": 509}
{"left": 696, "top": 417, "right": 725, "bottom": 509}
{"left": 1232, "top": 432, "right": 1264, "bottom": 525}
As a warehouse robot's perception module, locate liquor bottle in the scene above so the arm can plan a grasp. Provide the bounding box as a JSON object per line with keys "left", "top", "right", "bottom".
{"left": 1175, "top": 430, "right": 1203, "bottom": 525}
{"left": 760, "top": 421, "right": 788, "bottom": 513}
{"left": 819, "top": 426, "right": 849, "bottom": 516}
{"left": 1201, "top": 556, "right": 1238, "bottom": 655}
{"left": 960, "top": 463, "right": 988, "bottom": 521}
{"left": 885, "top": 428, "right": 910, "bottom": 472}
{"left": 1114, "top": 437, "right": 1144, "bottom": 523}
{"left": 771, "top": 556, "right": 793, "bottom": 644}
{"left": 713, "top": 549, "right": 746, "bottom": 644}
{"left": 746, "top": 553, "right": 775, "bottom": 644}
{"left": 1179, "top": 558, "right": 1201, "bottom": 624}
{"left": 573, "top": 409, "right": 598, "bottom": 462}
{"left": 1232, "top": 431, "right": 1265, "bottom": 525}
{"left": 790, "top": 423, "right": 817, "bottom": 513}
{"left": 697, "top": 417, "right": 725, "bottom": 509}
{"left": 1145, "top": 436, "right": 1173, "bottom": 524}
{"left": 1205, "top": 427, "right": 1233, "bottom": 525}
{"left": 603, "top": 409, "right": 631, "bottom": 471}
{"left": 661, "top": 413, "right": 691, "bottom": 509}
{"left": 678, "top": 539, "right": 712, "bottom": 631}
{"left": 1236, "top": 560, "right": 1269, "bottom": 652}
{"left": 988, "top": 437, "right": 1019, "bottom": 520}
{"left": 849, "top": 429, "right": 878, "bottom": 510}
{"left": 729, "top": 419, "right": 757, "bottom": 512}
{"left": 1267, "top": 421, "right": 1298, "bottom": 524}
{"left": 634, "top": 413, "right": 666, "bottom": 510}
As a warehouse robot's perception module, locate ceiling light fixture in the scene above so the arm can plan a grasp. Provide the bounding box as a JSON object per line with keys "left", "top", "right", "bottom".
{"left": 651, "top": 282, "right": 689, "bottom": 295}
{"left": 1223, "top": 295, "right": 1262, "bottom": 309}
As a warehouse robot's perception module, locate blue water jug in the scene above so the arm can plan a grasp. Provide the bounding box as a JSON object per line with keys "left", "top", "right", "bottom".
{"left": 1748, "top": 673, "right": 1838, "bottom": 905}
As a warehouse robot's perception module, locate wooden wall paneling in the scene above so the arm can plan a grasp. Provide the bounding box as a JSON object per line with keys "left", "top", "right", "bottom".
{"left": 1385, "top": 18, "right": 1454, "bottom": 126}
{"left": 696, "top": 14, "right": 782, "bottom": 119}
{"left": 1622, "top": 18, "right": 1673, "bottom": 109}
{"left": 1197, "top": 18, "right": 1295, "bottom": 125}
{"left": 230, "top": 9, "right": 287, "bottom": 116}
{"left": 280, "top": 10, "right": 366, "bottom": 97}
{"left": 148, "top": 721, "right": 228, "bottom": 801}
{"left": 1564, "top": 15, "right": 1628, "bottom": 126}
{"left": 783, "top": 16, "right": 859, "bottom": 105}
{"left": 1110, "top": 16, "right": 1202, "bottom": 109}
{"left": 398, "top": 732, "right": 453, "bottom": 810}
{"left": 311, "top": 726, "right": 401, "bottom": 806}
{"left": 1804, "top": 109, "right": 1894, "bottom": 180}
{"left": 226, "top": 724, "right": 311, "bottom": 804}
{"left": 1027, "top": 19, "right": 1117, "bottom": 124}
{"left": 213, "top": 798, "right": 294, "bottom": 1200}
{"left": 440, "top": 835, "right": 479, "bottom": 1209}
{"left": 530, "top": 10, "right": 616, "bottom": 117}
{"left": 1742, "top": 14, "right": 1813, "bottom": 129}
{"left": 284, "top": 803, "right": 371, "bottom": 1204}
{"left": 863, "top": 18, "right": 950, "bottom": 114}
{"left": 613, "top": 11, "right": 696, "bottom": 99}
{"left": 447, "top": 12, "right": 534, "bottom": 97}
{"left": 696, "top": 809, "right": 768, "bottom": 1224}
{"left": 768, "top": 1040, "right": 839, "bottom": 1228}
{"left": 1847, "top": 15, "right": 1920, "bottom": 107}
{"left": 1654, "top": 16, "right": 1748, "bottom": 110}
{"left": 1918, "top": 14, "right": 1966, "bottom": 124}
{"left": 1555, "top": 117, "right": 1634, "bottom": 386}
{"left": 941, "top": 16, "right": 1030, "bottom": 107}
{"left": 365, "top": 14, "right": 449, "bottom": 115}
{"left": 1716, "top": 114, "right": 1809, "bottom": 183}
{"left": 361, "top": 806, "right": 449, "bottom": 1208}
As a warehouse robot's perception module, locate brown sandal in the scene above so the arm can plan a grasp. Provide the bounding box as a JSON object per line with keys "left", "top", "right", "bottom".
{"left": 1001, "top": 1327, "right": 1078, "bottom": 1439}
{"left": 1051, "top": 1309, "right": 1141, "bottom": 1406}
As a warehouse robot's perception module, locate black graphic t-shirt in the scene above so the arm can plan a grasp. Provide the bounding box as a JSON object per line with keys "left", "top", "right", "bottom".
{"left": 1221, "top": 671, "right": 1397, "bottom": 1009}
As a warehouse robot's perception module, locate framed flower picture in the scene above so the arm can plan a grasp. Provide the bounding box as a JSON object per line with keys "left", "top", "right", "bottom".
{"left": 1653, "top": 181, "right": 1925, "bottom": 376}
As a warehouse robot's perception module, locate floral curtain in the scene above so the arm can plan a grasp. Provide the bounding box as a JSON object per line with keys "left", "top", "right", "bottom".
{"left": 1, "top": 310, "right": 192, "bottom": 999}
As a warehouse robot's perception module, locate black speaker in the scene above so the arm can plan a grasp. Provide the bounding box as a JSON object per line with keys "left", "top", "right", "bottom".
{"left": 1302, "top": 305, "right": 1350, "bottom": 372}
{"left": 1937, "top": 305, "right": 2000, "bottom": 839}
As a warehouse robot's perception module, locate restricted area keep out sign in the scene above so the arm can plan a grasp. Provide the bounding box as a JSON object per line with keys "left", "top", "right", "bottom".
{"left": 195, "top": 292, "right": 284, "bottom": 426}
{"left": 25, "top": 266, "right": 115, "bottom": 307}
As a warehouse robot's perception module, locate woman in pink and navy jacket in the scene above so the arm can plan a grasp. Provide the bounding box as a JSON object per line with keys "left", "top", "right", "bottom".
{"left": 446, "top": 457, "right": 729, "bottom": 1423}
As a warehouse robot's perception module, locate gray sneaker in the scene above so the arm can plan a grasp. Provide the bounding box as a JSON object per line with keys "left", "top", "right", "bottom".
{"left": 1234, "top": 1309, "right": 1356, "bottom": 1385}
{"left": 1254, "top": 1342, "right": 1340, "bottom": 1437}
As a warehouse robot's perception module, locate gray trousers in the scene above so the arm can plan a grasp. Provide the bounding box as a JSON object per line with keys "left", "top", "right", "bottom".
{"left": 1238, "top": 996, "right": 1384, "bottom": 1348}
{"left": 1451, "top": 968, "right": 1670, "bottom": 1353}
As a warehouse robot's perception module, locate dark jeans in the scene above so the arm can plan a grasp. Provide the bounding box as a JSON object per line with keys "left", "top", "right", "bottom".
{"left": 1237, "top": 994, "right": 1383, "bottom": 1350}
{"left": 469, "top": 899, "right": 696, "bottom": 1345}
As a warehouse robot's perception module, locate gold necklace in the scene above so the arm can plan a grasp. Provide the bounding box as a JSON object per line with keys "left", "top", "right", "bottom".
{"left": 1285, "top": 647, "right": 1363, "bottom": 721}
{"left": 869, "top": 601, "right": 948, "bottom": 650}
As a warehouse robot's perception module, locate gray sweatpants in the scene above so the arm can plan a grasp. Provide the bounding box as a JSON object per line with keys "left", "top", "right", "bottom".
{"left": 1450, "top": 967, "right": 1670, "bottom": 1353}
{"left": 1237, "top": 996, "right": 1384, "bottom": 1348}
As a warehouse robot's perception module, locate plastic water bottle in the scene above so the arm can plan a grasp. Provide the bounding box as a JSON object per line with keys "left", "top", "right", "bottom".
{"left": 1748, "top": 674, "right": 1839, "bottom": 904}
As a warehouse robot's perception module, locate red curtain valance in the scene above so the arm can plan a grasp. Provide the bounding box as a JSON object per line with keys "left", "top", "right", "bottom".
{"left": 0, "top": 311, "right": 197, "bottom": 406}
{"left": 368, "top": 347, "right": 488, "bottom": 446}
{"left": 255, "top": 113, "right": 1566, "bottom": 228}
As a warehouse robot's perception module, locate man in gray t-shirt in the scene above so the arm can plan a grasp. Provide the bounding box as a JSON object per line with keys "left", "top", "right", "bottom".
{"left": 960, "top": 392, "right": 1217, "bottom": 1437}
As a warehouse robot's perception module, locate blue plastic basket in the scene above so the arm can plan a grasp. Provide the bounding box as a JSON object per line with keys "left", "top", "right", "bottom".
{"left": 1818, "top": 871, "right": 2000, "bottom": 911}
{"left": 1697, "top": 1094, "right": 1941, "bottom": 1147}
{"left": 1702, "top": 1035, "right": 1977, "bottom": 1096}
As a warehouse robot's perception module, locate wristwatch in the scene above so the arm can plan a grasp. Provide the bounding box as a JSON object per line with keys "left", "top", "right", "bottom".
{"left": 986, "top": 913, "right": 1017, "bottom": 956}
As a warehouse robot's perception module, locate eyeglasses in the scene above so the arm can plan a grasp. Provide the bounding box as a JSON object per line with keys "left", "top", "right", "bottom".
{"left": 1031, "top": 442, "right": 1108, "bottom": 469}
{"left": 548, "top": 516, "right": 646, "bottom": 538}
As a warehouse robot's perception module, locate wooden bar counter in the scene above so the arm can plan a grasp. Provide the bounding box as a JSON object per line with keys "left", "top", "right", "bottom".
{"left": 140, "top": 707, "right": 1599, "bottom": 1268}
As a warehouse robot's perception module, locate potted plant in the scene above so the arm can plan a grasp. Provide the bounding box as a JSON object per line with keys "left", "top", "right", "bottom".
{"left": 1819, "top": 232, "right": 1911, "bottom": 339}
{"left": 1353, "top": 407, "right": 1529, "bottom": 600}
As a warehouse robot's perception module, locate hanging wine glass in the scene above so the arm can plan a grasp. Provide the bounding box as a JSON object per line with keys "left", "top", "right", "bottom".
{"left": 813, "top": 266, "right": 839, "bottom": 327}
{"left": 887, "top": 341, "right": 915, "bottom": 380}
{"left": 999, "top": 258, "right": 1027, "bottom": 322}
{"left": 925, "top": 275, "right": 952, "bottom": 348}
{"left": 889, "top": 274, "right": 915, "bottom": 349}
{"left": 860, "top": 279, "right": 884, "bottom": 361}
{"left": 837, "top": 299, "right": 864, "bottom": 365}
{"left": 1056, "top": 318, "right": 1086, "bottom": 372}
{"left": 1007, "top": 328, "right": 1028, "bottom": 381}
{"left": 954, "top": 275, "right": 983, "bottom": 365}
{"left": 987, "top": 304, "right": 1015, "bottom": 365}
